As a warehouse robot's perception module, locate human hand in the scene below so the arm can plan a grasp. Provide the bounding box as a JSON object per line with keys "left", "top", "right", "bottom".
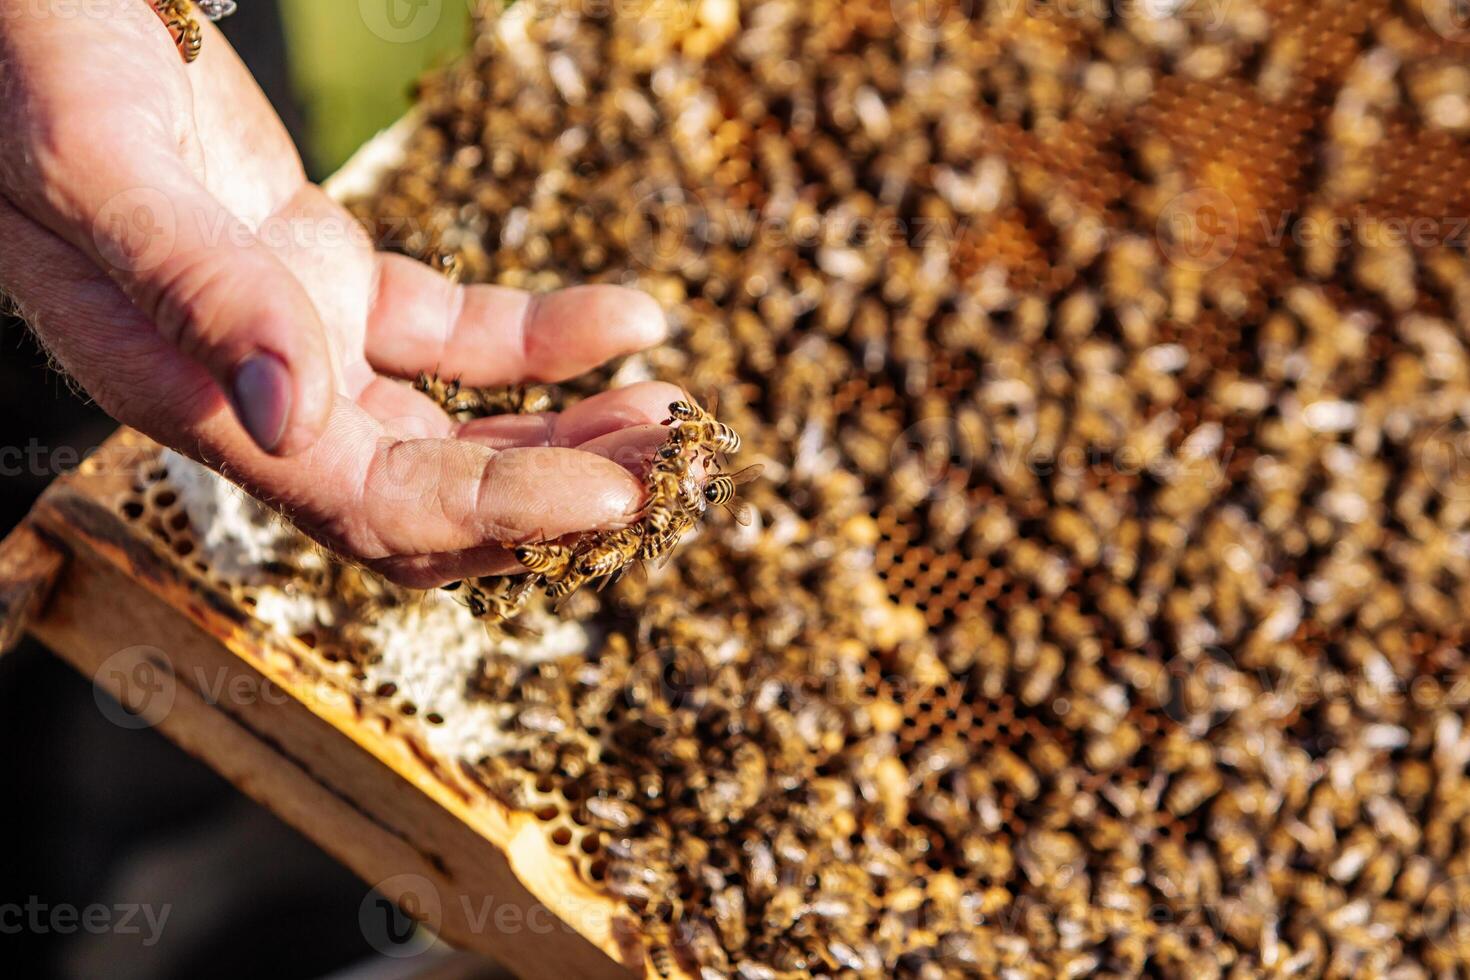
{"left": 0, "top": 0, "right": 679, "bottom": 586}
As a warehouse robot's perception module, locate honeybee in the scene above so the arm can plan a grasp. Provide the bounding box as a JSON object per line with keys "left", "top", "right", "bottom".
{"left": 413, "top": 371, "right": 463, "bottom": 411}
{"left": 638, "top": 450, "right": 696, "bottom": 536}
{"left": 671, "top": 417, "right": 742, "bottom": 457}
{"left": 638, "top": 510, "right": 696, "bottom": 562}
{"left": 460, "top": 584, "right": 489, "bottom": 617}
{"left": 666, "top": 397, "right": 712, "bottom": 423}
{"left": 153, "top": 0, "right": 202, "bottom": 61}
{"left": 515, "top": 541, "right": 575, "bottom": 581}
{"left": 583, "top": 795, "right": 644, "bottom": 831}
{"left": 577, "top": 527, "right": 644, "bottom": 582}
{"left": 455, "top": 576, "right": 535, "bottom": 625}
{"left": 413, "top": 372, "right": 557, "bottom": 418}
{"left": 445, "top": 384, "right": 559, "bottom": 417}
{"left": 666, "top": 395, "right": 741, "bottom": 457}
{"left": 702, "top": 464, "right": 764, "bottom": 523}
{"left": 544, "top": 569, "right": 589, "bottom": 604}
{"left": 648, "top": 936, "right": 673, "bottom": 979}
{"left": 637, "top": 494, "right": 682, "bottom": 541}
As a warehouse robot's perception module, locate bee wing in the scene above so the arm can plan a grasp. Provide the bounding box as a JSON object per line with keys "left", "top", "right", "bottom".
{"left": 654, "top": 543, "right": 684, "bottom": 571}
{"left": 728, "top": 463, "right": 765, "bottom": 486}
{"left": 724, "top": 501, "right": 755, "bottom": 526}
{"left": 491, "top": 620, "right": 541, "bottom": 640}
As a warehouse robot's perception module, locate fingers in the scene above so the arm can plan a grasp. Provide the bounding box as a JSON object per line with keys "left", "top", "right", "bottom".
{"left": 354, "top": 376, "right": 455, "bottom": 439}
{"left": 365, "top": 253, "right": 667, "bottom": 385}
{"left": 95, "top": 168, "right": 335, "bottom": 455}
{"left": 576, "top": 423, "right": 682, "bottom": 473}
{"left": 453, "top": 380, "right": 683, "bottom": 448}
{"left": 548, "top": 381, "right": 684, "bottom": 444}
{"left": 0, "top": 199, "right": 645, "bottom": 585}
{"left": 7, "top": 133, "right": 333, "bottom": 454}
{"left": 363, "top": 427, "right": 677, "bottom": 588}
{"left": 0, "top": 2, "right": 331, "bottom": 455}
{"left": 348, "top": 439, "right": 643, "bottom": 556}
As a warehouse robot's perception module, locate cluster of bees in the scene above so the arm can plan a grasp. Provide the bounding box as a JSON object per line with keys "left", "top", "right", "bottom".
{"left": 413, "top": 372, "right": 757, "bottom": 628}
{"left": 317, "top": 0, "right": 1470, "bottom": 976}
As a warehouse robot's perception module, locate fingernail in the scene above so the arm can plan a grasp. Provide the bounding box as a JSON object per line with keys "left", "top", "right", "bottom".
{"left": 230, "top": 353, "right": 292, "bottom": 453}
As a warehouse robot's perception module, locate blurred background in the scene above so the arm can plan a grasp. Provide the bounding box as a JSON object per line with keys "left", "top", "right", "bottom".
{"left": 0, "top": 2, "right": 476, "bottom": 977}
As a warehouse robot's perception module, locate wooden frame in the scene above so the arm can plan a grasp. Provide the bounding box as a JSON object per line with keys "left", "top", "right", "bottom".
{"left": 0, "top": 431, "right": 640, "bottom": 979}
{"left": 0, "top": 116, "right": 648, "bottom": 979}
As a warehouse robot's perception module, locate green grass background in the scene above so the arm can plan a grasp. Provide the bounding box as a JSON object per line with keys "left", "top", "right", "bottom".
{"left": 279, "top": 0, "right": 473, "bottom": 174}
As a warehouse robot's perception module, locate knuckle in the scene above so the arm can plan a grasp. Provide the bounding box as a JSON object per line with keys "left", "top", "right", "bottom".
{"left": 146, "top": 248, "right": 241, "bottom": 357}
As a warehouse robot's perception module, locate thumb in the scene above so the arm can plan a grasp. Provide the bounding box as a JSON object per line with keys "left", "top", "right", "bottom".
{"left": 84, "top": 167, "right": 335, "bottom": 456}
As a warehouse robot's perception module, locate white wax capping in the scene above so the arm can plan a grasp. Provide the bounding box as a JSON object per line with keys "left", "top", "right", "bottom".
{"left": 161, "top": 452, "right": 588, "bottom": 749}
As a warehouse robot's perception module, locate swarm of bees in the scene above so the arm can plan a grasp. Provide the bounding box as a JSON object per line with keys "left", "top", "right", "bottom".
{"left": 156, "top": 0, "right": 1470, "bottom": 976}
{"left": 414, "top": 376, "right": 759, "bottom": 628}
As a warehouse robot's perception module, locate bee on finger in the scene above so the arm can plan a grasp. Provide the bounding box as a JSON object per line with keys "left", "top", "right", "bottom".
{"left": 671, "top": 418, "right": 742, "bottom": 457}
{"left": 679, "top": 475, "right": 705, "bottom": 512}
{"left": 665, "top": 393, "right": 716, "bottom": 424}
{"left": 577, "top": 527, "right": 644, "bottom": 584}
{"left": 447, "top": 383, "right": 560, "bottom": 417}
{"left": 643, "top": 455, "right": 689, "bottom": 502}
{"left": 544, "top": 568, "right": 592, "bottom": 611}
{"left": 153, "top": 0, "right": 202, "bottom": 61}
{"left": 638, "top": 511, "right": 696, "bottom": 562}
{"left": 664, "top": 393, "right": 740, "bottom": 457}
{"left": 414, "top": 371, "right": 463, "bottom": 411}
{"left": 515, "top": 541, "right": 575, "bottom": 581}
{"left": 638, "top": 497, "right": 683, "bottom": 539}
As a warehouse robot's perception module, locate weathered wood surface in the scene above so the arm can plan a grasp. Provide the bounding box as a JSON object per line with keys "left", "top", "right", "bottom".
{"left": 0, "top": 429, "right": 641, "bottom": 979}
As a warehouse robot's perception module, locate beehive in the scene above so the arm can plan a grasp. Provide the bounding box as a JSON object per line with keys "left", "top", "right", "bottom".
{"left": 14, "top": 0, "right": 1470, "bottom": 977}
